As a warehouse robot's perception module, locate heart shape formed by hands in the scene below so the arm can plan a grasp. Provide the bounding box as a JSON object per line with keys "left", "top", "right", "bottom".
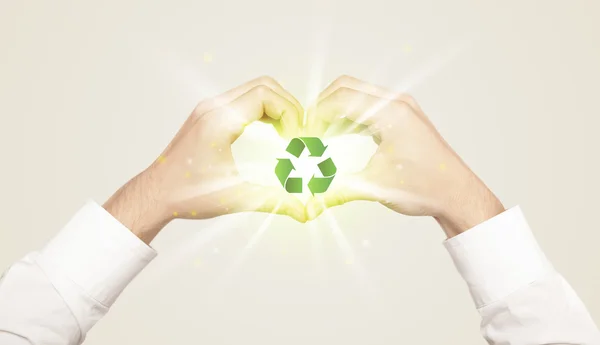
{"left": 143, "top": 75, "right": 503, "bottom": 237}
{"left": 231, "top": 121, "right": 376, "bottom": 206}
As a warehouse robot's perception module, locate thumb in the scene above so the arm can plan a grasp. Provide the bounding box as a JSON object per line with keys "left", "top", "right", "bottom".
{"left": 306, "top": 172, "right": 378, "bottom": 221}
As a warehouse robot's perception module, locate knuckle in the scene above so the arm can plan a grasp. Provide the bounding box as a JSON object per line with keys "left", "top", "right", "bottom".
{"left": 398, "top": 93, "right": 415, "bottom": 102}
{"left": 256, "top": 75, "right": 276, "bottom": 86}
{"left": 331, "top": 75, "right": 357, "bottom": 91}
{"left": 334, "top": 74, "right": 354, "bottom": 86}
{"left": 331, "top": 86, "right": 354, "bottom": 99}
{"left": 193, "top": 99, "right": 206, "bottom": 111}
{"left": 198, "top": 108, "right": 217, "bottom": 123}
{"left": 396, "top": 93, "right": 419, "bottom": 108}
{"left": 192, "top": 100, "right": 209, "bottom": 119}
{"left": 390, "top": 99, "right": 413, "bottom": 113}
{"left": 252, "top": 84, "right": 272, "bottom": 97}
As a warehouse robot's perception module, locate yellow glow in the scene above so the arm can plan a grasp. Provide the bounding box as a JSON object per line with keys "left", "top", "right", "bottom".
{"left": 215, "top": 202, "right": 282, "bottom": 285}
{"left": 231, "top": 122, "right": 377, "bottom": 204}
{"left": 153, "top": 36, "right": 475, "bottom": 283}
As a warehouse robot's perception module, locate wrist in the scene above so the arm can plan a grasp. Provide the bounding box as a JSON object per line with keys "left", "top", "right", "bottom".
{"left": 103, "top": 168, "right": 171, "bottom": 244}
{"left": 436, "top": 176, "right": 505, "bottom": 238}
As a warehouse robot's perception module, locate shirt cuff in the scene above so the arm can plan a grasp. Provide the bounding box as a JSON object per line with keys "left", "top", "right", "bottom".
{"left": 39, "top": 200, "right": 157, "bottom": 307}
{"left": 444, "top": 206, "right": 553, "bottom": 308}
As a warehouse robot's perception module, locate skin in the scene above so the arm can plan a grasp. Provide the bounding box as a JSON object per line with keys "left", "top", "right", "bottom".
{"left": 104, "top": 76, "right": 307, "bottom": 244}
{"left": 104, "top": 75, "right": 505, "bottom": 244}
{"left": 304, "top": 75, "right": 505, "bottom": 238}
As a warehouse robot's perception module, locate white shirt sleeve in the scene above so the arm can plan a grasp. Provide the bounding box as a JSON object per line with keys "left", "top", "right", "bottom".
{"left": 445, "top": 206, "right": 600, "bottom": 344}
{"left": 0, "top": 200, "right": 157, "bottom": 345}
{"left": 2, "top": 203, "right": 598, "bottom": 345}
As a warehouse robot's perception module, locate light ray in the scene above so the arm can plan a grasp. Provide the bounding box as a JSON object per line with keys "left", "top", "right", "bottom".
{"left": 212, "top": 201, "right": 283, "bottom": 287}
{"left": 233, "top": 162, "right": 283, "bottom": 187}
{"left": 149, "top": 215, "right": 242, "bottom": 280}
{"left": 158, "top": 47, "right": 231, "bottom": 102}
{"left": 176, "top": 176, "right": 242, "bottom": 202}
{"left": 303, "top": 17, "right": 334, "bottom": 114}
{"left": 340, "top": 35, "right": 477, "bottom": 136}
{"left": 307, "top": 220, "right": 327, "bottom": 281}
{"left": 392, "top": 35, "right": 477, "bottom": 96}
{"left": 150, "top": 181, "right": 288, "bottom": 283}
{"left": 320, "top": 203, "right": 380, "bottom": 302}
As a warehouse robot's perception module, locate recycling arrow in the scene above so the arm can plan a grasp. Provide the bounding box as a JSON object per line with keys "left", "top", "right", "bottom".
{"left": 307, "top": 158, "right": 337, "bottom": 195}
{"left": 274, "top": 158, "right": 302, "bottom": 193}
{"left": 275, "top": 137, "right": 336, "bottom": 194}
{"left": 300, "top": 137, "right": 328, "bottom": 157}
{"left": 285, "top": 137, "right": 328, "bottom": 158}
{"left": 286, "top": 138, "right": 305, "bottom": 158}
{"left": 275, "top": 158, "right": 294, "bottom": 185}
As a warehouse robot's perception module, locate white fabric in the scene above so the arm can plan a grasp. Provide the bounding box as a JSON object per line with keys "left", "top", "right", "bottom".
{"left": 0, "top": 201, "right": 156, "bottom": 345}
{"left": 0, "top": 202, "right": 598, "bottom": 344}
{"left": 445, "top": 206, "right": 600, "bottom": 344}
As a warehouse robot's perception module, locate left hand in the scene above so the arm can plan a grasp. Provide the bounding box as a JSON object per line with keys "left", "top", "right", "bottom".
{"left": 303, "top": 75, "right": 504, "bottom": 237}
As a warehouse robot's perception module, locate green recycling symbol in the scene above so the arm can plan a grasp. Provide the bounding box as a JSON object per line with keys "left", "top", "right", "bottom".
{"left": 274, "top": 137, "right": 337, "bottom": 194}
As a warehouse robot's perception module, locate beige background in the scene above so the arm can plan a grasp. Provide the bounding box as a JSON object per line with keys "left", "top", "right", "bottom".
{"left": 1, "top": 0, "right": 600, "bottom": 344}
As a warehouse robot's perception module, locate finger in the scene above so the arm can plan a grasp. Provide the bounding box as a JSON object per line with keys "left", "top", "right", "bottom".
{"left": 315, "top": 75, "right": 435, "bottom": 132}
{"left": 196, "top": 76, "right": 303, "bottom": 118}
{"left": 319, "top": 77, "right": 450, "bottom": 149}
{"left": 226, "top": 182, "right": 307, "bottom": 223}
{"left": 307, "top": 75, "right": 391, "bottom": 135}
{"left": 323, "top": 117, "right": 369, "bottom": 137}
{"left": 316, "top": 75, "right": 410, "bottom": 104}
{"left": 306, "top": 86, "right": 402, "bottom": 137}
{"left": 305, "top": 172, "right": 379, "bottom": 221}
{"left": 209, "top": 84, "right": 301, "bottom": 140}
{"left": 196, "top": 76, "right": 304, "bottom": 137}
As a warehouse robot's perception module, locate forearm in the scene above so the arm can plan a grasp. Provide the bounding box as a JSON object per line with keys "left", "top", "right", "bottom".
{"left": 435, "top": 171, "right": 505, "bottom": 238}
{"left": 103, "top": 168, "right": 170, "bottom": 244}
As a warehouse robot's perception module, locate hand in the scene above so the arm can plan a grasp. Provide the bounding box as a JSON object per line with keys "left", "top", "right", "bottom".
{"left": 305, "top": 76, "right": 505, "bottom": 237}
{"left": 104, "top": 77, "right": 307, "bottom": 243}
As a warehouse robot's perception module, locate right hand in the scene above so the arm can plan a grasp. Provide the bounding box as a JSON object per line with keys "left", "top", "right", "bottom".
{"left": 104, "top": 76, "right": 307, "bottom": 244}
{"left": 305, "top": 76, "right": 504, "bottom": 237}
